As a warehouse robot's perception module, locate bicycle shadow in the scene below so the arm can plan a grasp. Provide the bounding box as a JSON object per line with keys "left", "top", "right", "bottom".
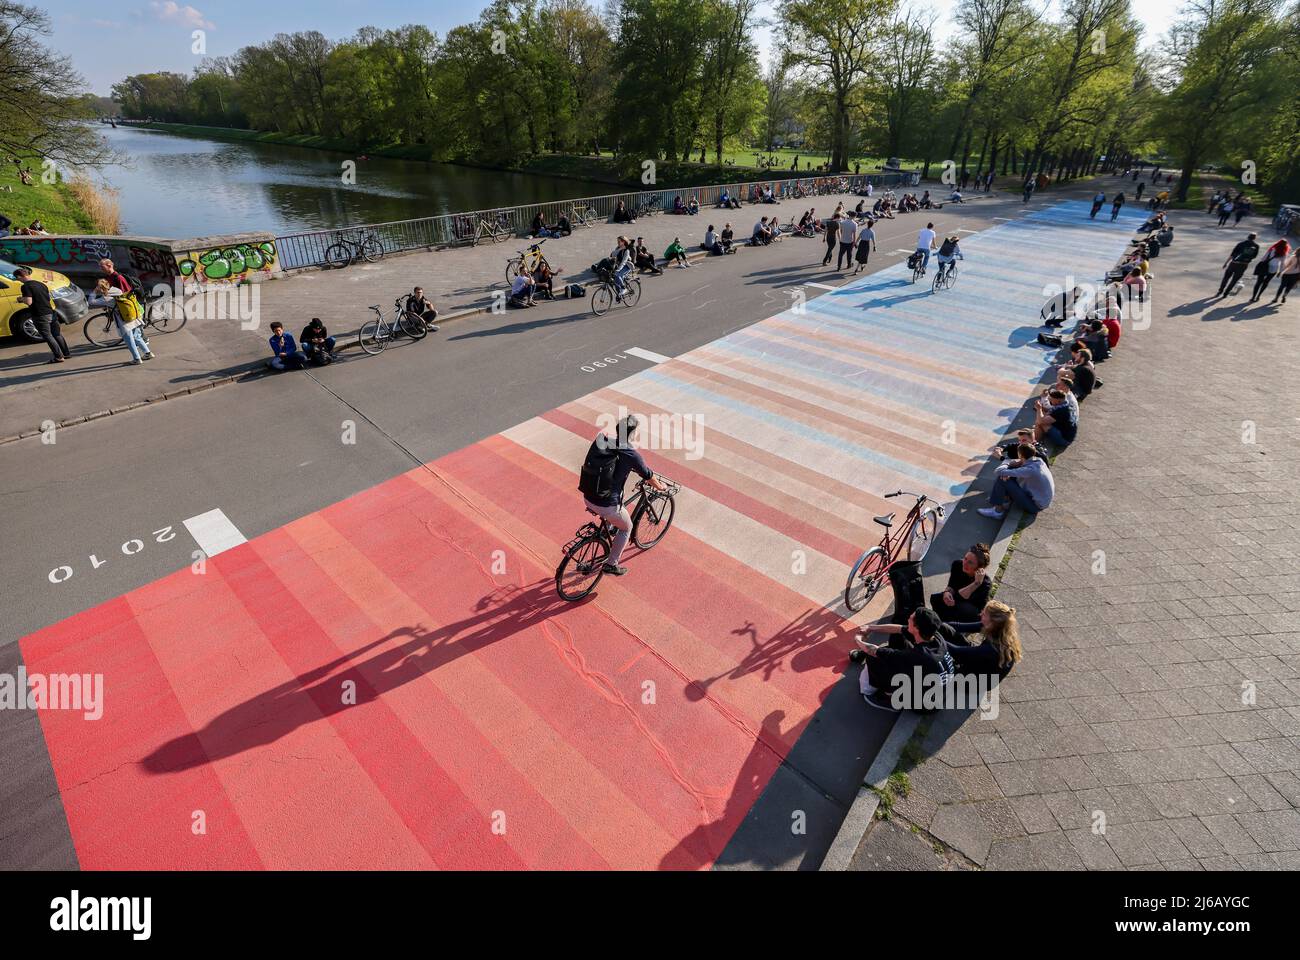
{"left": 140, "top": 579, "right": 566, "bottom": 774}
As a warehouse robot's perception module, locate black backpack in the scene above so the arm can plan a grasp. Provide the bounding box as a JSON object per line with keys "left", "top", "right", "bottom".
{"left": 577, "top": 436, "right": 620, "bottom": 500}
{"left": 888, "top": 560, "right": 926, "bottom": 625}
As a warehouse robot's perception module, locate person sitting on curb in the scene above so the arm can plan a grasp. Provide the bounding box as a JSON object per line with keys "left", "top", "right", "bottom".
{"left": 664, "top": 237, "right": 692, "bottom": 268}
{"left": 943, "top": 600, "right": 1023, "bottom": 680}
{"left": 994, "top": 427, "right": 1050, "bottom": 463}
{"left": 1063, "top": 343, "right": 1099, "bottom": 399}
{"left": 633, "top": 238, "right": 662, "bottom": 274}
{"left": 751, "top": 217, "right": 773, "bottom": 245}
{"left": 1033, "top": 386, "right": 1078, "bottom": 450}
{"left": 508, "top": 271, "right": 537, "bottom": 308}
{"left": 407, "top": 287, "right": 440, "bottom": 331}
{"left": 268, "top": 321, "right": 307, "bottom": 370}
{"left": 848, "top": 608, "right": 958, "bottom": 712}
{"left": 300, "top": 317, "right": 337, "bottom": 365}
{"left": 703, "top": 224, "right": 731, "bottom": 255}
{"left": 930, "top": 542, "right": 993, "bottom": 624}
{"left": 978, "top": 443, "right": 1055, "bottom": 520}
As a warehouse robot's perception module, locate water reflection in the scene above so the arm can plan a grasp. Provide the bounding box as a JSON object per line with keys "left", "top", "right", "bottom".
{"left": 97, "top": 126, "right": 607, "bottom": 238}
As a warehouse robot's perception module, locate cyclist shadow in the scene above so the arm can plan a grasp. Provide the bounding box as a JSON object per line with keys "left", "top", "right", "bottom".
{"left": 141, "top": 580, "right": 565, "bottom": 774}
{"left": 685, "top": 606, "right": 856, "bottom": 703}
{"left": 854, "top": 285, "right": 933, "bottom": 310}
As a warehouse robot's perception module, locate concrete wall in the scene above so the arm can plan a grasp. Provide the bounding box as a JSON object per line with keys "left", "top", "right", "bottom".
{"left": 0, "top": 233, "right": 282, "bottom": 290}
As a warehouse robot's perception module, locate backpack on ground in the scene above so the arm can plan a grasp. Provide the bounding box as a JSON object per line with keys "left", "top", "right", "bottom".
{"left": 577, "top": 436, "right": 619, "bottom": 501}
{"left": 888, "top": 560, "right": 926, "bottom": 625}
{"left": 565, "top": 283, "right": 586, "bottom": 298}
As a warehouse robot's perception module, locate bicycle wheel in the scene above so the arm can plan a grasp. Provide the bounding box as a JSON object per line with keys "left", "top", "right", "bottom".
{"left": 591, "top": 284, "right": 614, "bottom": 316}
{"left": 555, "top": 534, "right": 610, "bottom": 601}
{"left": 908, "top": 508, "right": 941, "bottom": 562}
{"left": 358, "top": 318, "right": 389, "bottom": 354}
{"left": 912, "top": 264, "right": 924, "bottom": 284}
{"left": 844, "top": 546, "right": 889, "bottom": 613}
{"left": 622, "top": 278, "right": 642, "bottom": 308}
{"left": 505, "top": 258, "right": 522, "bottom": 285}
{"left": 361, "top": 237, "right": 385, "bottom": 262}
{"left": 945, "top": 266, "right": 957, "bottom": 289}
{"left": 83, "top": 310, "right": 123, "bottom": 348}
{"left": 146, "top": 296, "right": 187, "bottom": 334}
{"left": 398, "top": 310, "right": 428, "bottom": 340}
{"left": 932, "top": 269, "right": 945, "bottom": 293}
{"left": 324, "top": 243, "right": 351, "bottom": 270}
{"left": 632, "top": 494, "right": 675, "bottom": 550}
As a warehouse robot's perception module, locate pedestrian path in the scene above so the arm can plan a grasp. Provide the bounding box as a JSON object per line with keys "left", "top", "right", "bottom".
{"left": 19, "top": 201, "right": 1145, "bottom": 869}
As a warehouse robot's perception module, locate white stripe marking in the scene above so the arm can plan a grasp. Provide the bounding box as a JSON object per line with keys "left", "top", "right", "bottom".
{"left": 624, "top": 347, "right": 671, "bottom": 363}
{"left": 892, "top": 249, "right": 917, "bottom": 255}
{"left": 804, "top": 281, "right": 837, "bottom": 291}
{"left": 994, "top": 217, "right": 1014, "bottom": 221}
{"left": 183, "top": 508, "right": 248, "bottom": 557}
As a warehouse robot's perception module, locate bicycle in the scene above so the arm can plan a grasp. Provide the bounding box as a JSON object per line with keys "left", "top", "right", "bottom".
{"left": 357, "top": 297, "right": 428, "bottom": 355}
{"left": 633, "top": 194, "right": 661, "bottom": 219}
{"left": 909, "top": 251, "right": 928, "bottom": 284}
{"left": 324, "top": 230, "right": 385, "bottom": 270}
{"left": 83, "top": 288, "right": 187, "bottom": 347}
{"left": 843, "top": 490, "right": 945, "bottom": 612}
{"left": 474, "top": 211, "right": 515, "bottom": 245}
{"left": 506, "top": 239, "right": 551, "bottom": 284}
{"left": 932, "top": 259, "right": 958, "bottom": 292}
{"left": 569, "top": 204, "right": 597, "bottom": 229}
{"left": 555, "top": 477, "right": 679, "bottom": 601}
{"left": 590, "top": 267, "right": 641, "bottom": 316}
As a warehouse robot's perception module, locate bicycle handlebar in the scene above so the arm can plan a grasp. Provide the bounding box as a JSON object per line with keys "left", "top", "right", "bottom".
{"left": 884, "top": 490, "right": 926, "bottom": 501}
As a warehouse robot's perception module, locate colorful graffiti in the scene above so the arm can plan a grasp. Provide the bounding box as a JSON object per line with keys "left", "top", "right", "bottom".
{"left": 0, "top": 237, "right": 114, "bottom": 267}
{"left": 177, "top": 242, "right": 277, "bottom": 283}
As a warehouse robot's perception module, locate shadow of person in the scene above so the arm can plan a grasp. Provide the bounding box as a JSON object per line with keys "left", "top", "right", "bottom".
{"left": 142, "top": 579, "right": 565, "bottom": 774}
{"left": 1007, "top": 325, "right": 1057, "bottom": 349}
{"left": 657, "top": 709, "right": 788, "bottom": 869}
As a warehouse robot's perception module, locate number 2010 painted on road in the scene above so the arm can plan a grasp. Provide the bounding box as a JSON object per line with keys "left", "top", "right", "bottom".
{"left": 47, "top": 526, "right": 181, "bottom": 584}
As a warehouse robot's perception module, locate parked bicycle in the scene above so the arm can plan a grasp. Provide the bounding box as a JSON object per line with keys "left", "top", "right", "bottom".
{"left": 474, "top": 211, "right": 515, "bottom": 245}
{"left": 843, "top": 490, "right": 945, "bottom": 612}
{"left": 634, "top": 194, "right": 662, "bottom": 219}
{"left": 324, "top": 230, "right": 385, "bottom": 270}
{"left": 358, "top": 297, "right": 428, "bottom": 355}
{"left": 569, "top": 204, "right": 597, "bottom": 229}
{"left": 555, "top": 477, "right": 679, "bottom": 601}
{"left": 506, "top": 239, "right": 552, "bottom": 284}
{"left": 83, "top": 287, "right": 187, "bottom": 347}
{"left": 590, "top": 266, "right": 642, "bottom": 316}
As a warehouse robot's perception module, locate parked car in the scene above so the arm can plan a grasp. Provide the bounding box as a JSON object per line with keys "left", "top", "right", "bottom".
{"left": 0, "top": 259, "right": 89, "bottom": 341}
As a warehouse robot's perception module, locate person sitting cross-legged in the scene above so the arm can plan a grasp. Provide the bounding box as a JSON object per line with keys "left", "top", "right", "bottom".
{"left": 300, "top": 317, "right": 337, "bottom": 365}
{"left": 978, "top": 443, "right": 1055, "bottom": 520}
{"left": 1033, "top": 386, "right": 1078, "bottom": 450}
{"left": 930, "top": 542, "right": 992, "bottom": 624}
{"left": 848, "top": 608, "right": 958, "bottom": 712}
{"left": 268, "top": 321, "right": 307, "bottom": 370}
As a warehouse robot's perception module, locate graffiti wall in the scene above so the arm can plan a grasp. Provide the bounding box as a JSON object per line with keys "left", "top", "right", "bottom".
{"left": 0, "top": 233, "right": 280, "bottom": 290}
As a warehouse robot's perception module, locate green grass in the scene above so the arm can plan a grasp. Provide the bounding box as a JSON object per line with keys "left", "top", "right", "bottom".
{"left": 0, "top": 160, "right": 97, "bottom": 235}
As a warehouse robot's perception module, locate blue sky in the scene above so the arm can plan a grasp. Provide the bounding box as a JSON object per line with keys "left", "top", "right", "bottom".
{"left": 52, "top": 0, "right": 1181, "bottom": 96}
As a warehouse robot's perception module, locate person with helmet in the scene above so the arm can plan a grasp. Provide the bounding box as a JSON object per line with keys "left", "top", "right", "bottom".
{"left": 576, "top": 415, "right": 666, "bottom": 576}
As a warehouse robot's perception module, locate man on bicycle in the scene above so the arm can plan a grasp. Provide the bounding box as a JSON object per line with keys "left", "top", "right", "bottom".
{"left": 915, "top": 222, "right": 937, "bottom": 271}
{"left": 935, "top": 235, "right": 963, "bottom": 282}
{"left": 577, "top": 415, "right": 665, "bottom": 577}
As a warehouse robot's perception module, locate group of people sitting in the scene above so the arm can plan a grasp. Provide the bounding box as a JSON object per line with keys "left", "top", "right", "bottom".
{"left": 672, "top": 195, "right": 702, "bottom": 215}
{"left": 848, "top": 539, "right": 1023, "bottom": 713}
{"left": 267, "top": 288, "right": 441, "bottom": 366}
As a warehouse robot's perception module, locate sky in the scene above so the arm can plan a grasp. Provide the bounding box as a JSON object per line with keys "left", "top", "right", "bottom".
{"left": 50, "top": 0, "right": 1186, "bottom": 97}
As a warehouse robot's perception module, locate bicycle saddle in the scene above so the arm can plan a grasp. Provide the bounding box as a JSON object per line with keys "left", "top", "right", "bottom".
{"left": 873, "top": 514, "right": 894, "bottom": 528}
{"left": 369, "top": 304, "right": 380, "bottom": 310}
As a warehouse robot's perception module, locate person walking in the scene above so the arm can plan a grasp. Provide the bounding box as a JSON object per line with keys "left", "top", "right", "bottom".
{"left": 15, "top": 266, "right": 71, "bottom": 364}
{"left": 853, "top": 218, "right": 876, "bottom": 274}
{"left": 1249, "top": 239, "right": 1290, "bottom": 303}
{"left": 1135, "top": 180, "right": 1144, "bottom": 201}
{"left": 836, "top": 214, "right": 857, "bottom": 271}
{"left": 1217, "top": 232, "right": 1260, "bottom": 298}
{"left": 821, "top": 211, "right": 840, "bottom": 266}
{"left": 1271, "top": 247, "right": 1300, "bottom": 304}
{"left": 1217, "top": 199, "right": 1234, "bottom": 226}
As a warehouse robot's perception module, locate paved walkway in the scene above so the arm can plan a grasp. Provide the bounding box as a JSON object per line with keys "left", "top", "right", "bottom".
{"left": 848, "top": 193, "right": 1300, "bottom": 870}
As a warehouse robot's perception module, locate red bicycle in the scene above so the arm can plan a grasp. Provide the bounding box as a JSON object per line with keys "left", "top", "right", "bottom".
{"left": 844, "top": 490, "right": 944, "bottom": 612}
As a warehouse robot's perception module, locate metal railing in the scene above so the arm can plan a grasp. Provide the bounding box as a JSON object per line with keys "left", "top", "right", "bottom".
{"left": 274, "top": 171, "right": 919, "bottom": 271}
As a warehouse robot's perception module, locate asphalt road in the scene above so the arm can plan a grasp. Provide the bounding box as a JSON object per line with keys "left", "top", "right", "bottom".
{"left": 0, "top": 185, "right": 1089, "bottom": 869}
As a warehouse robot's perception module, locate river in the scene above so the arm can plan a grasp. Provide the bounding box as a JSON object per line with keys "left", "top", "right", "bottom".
{"left": 95, "top": 125, "right": 610, "bottom": 239}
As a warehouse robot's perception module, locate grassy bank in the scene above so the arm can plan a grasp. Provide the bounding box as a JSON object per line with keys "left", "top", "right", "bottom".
{"left": 136, "top": 122, "right": 915, "bottom": 189}
{"left": 1, "top": 158, "right": 117, "bottom": 235}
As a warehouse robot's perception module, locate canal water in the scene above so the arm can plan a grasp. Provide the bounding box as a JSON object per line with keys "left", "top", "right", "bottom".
{"left": 95, "top": 125, "right": 609, "bottom": 239}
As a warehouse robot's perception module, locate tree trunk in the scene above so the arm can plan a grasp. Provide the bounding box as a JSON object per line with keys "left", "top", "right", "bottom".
{"left": 975, "top": 127, "right": 991, "bottom": 177}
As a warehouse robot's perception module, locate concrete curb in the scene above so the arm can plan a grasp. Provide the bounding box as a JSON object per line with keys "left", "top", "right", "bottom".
{"left": 819, "top": 502, "right": 1023, "bottom": 870}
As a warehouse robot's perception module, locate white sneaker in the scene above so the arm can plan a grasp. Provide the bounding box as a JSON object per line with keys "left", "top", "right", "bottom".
{"left": 977, "top": 506, "right": 1006, "bottom": 519}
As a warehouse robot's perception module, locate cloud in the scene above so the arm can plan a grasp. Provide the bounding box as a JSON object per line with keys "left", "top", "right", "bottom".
{"left": 147, "top": 1, "right": 215, "bottom": 30}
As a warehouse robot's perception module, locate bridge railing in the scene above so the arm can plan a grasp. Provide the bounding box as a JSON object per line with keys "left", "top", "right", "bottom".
{"left": 274, "top": 171, "right": 919, "bottom": 271}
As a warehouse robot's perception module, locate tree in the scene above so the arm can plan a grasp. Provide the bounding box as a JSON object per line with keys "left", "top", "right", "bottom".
{"left": 780, "top": 0, "right": 898, "bottom": 170}
{"left": 1, "top": 2, "right": 111, "bottom": 168}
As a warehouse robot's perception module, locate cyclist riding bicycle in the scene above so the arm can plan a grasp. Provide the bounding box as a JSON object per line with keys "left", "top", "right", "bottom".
{"left": 609, "top": 237, "right": 634, "bottom": 300}
{"left": 935, "top": 235, "right": 963, "bottom": 280}
{"left": 577, "top": 415, "right": 666, "bottom": 576}
{"left": 915, "top": 222, "right": 937, "bottom": 271}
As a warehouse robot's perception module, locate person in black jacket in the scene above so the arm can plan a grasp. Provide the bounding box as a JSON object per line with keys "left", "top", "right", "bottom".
{"left": 1217, "top": 233, "right": 1259, "bottom": 297}
{"left": 931, "top": 543, "right": 992, "bottom": 623}
{"left": 850, "top": 608, "right": 957, "bottom": 711}
{"left": 300, "top": 318, "right": 336, "bottom": 364}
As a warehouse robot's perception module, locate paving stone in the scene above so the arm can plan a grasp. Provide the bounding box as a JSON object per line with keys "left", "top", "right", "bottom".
{"left": 929, "top": 802, "right": 994, "bottom": 865}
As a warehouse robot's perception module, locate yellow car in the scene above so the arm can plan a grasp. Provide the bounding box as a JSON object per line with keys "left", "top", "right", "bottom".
{"left": 1, "top": 259, "right": 89, "bottom": 341}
